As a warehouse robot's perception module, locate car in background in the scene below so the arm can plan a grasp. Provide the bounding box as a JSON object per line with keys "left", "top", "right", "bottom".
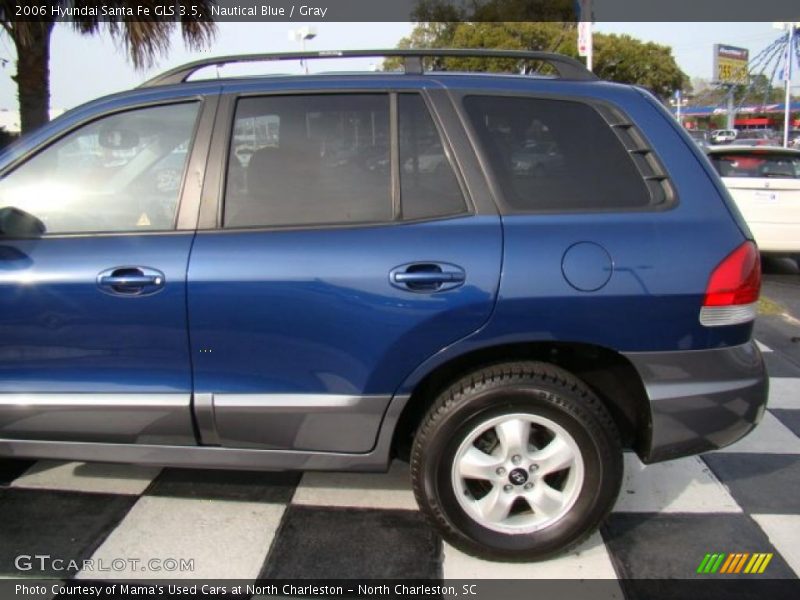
{"left": 707, "top": 145, "right": 800, "bottom": 260}
{"left": 733, "top": 138, "right": 783, "bottom": 147}
{"left": 737, "top": 129, "right": 777, "bottom": 139}
{"left": 737, "top": 129, "right": 781, "bottom": 147}
{"left": 686, "top": 129, "right": 710, "bottom": 149}
{"left": 710, "top": 129, "right": 738, "bottom": 144}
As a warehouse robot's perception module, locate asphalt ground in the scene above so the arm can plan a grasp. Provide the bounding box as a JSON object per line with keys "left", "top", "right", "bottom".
{"left": 757, "top": 256, "right": 800, "bottom": 371}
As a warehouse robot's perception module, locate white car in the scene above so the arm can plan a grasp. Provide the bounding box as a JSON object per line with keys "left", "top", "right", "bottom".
{"left": 710, "top": 129, "right": 738, "bottom": 144}
{"left": 707, "top": 146, "right": 800, "bottom": 257}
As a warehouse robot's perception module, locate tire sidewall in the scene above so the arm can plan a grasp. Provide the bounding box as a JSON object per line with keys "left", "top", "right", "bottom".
{"left": 419, "top": 381, "right": 618, "bottom": 557}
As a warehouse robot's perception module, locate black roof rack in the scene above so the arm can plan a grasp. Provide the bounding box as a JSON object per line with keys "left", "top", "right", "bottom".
{"left": 139, "top": 48, "right": 598, "bottom": 88}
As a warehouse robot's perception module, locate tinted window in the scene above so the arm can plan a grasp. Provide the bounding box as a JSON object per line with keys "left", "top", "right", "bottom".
{"left": 224, "top": 94, "right": 391, "bottom": 228}
{"left": 709, "top": 151, "right": 800, "bottom": 179}
{"left": 0, "top": 102, "right": 199, "bottom": 234}
{"left": 463, "top": 96, "right": 652, "bottom": 211}
{"left": 399, "top": 94, "right": 466, "bottom": 219}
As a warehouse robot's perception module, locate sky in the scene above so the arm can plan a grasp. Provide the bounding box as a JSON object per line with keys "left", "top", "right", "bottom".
{"left": 0, "top": 21, "right": 793, "bottom": 111}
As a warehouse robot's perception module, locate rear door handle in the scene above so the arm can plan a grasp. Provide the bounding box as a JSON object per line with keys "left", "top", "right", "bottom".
{"left": 100, "top": 275, "right": 162, "bottom": 286}
{"left": 390, "top": 262, "right": 466, "bottom": 292}
{"left": 393, "top": 271, "right": 465, "bottom": 284}
{"left": 97, "top": 267, "right": 165, "bottom": 296}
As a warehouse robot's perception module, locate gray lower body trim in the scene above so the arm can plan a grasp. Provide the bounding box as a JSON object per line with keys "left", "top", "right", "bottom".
{"left": 211, "top": 394, "right": 391, "bottom": 453}
{"left": 0, "top": 394, "right": 409, "bottom": 472}
{"left": 0, "top": 393, "right": 194, "bottom": 445}
{"left": 193, "top": 392, "right": 219, "bottom": 445}
{"left": 624, "top": 341, "right": 769, "bottom": 463}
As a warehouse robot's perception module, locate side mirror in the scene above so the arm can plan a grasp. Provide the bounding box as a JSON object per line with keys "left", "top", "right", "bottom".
{"left": 0, "top": 206, "right": 46, "bottom": 237}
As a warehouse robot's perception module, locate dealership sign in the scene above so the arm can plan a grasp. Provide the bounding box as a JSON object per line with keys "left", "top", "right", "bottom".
{"left": 713, "top": 44, "right": 750, "bottom": 85}
{"left": 674, "top": 100, "right": 800, "bottom": 117}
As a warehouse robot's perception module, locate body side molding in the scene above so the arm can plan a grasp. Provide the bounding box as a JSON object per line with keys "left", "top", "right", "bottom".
{"left": 0, "top": 393, "right": 194, "bottom": 445}
{"left": 0, "top": 394, "right": 411, "bottom": 472}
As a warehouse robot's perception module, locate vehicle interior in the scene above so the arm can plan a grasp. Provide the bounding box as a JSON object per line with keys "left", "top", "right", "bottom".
{"left": 0, "top": 103, "right": 198, "bottom": 234}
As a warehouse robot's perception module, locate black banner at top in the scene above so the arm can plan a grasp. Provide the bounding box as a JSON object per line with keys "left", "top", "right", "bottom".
{"left": 3, "top": 0, "right": 800, "bottom": 23}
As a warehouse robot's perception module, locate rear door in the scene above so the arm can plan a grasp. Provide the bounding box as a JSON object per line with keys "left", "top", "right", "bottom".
{"left": 187, "top": 88, "right": 501, "bottom": 453}
{"left": 0, "top": 98, "right": 216, "bottom": 445}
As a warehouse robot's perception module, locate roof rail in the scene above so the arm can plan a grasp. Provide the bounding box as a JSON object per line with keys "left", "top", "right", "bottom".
{"left": 139, "top": 48, "right": 598, "bottom": 87}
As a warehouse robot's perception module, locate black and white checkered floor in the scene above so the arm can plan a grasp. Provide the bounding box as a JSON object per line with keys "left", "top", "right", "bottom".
{"left": 1, "top": 341, "right": 798, "bottom": 598}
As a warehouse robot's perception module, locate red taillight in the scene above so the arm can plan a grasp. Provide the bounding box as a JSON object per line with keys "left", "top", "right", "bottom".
{"left": 703, "top": 241, "right": 761, "bottom": 307}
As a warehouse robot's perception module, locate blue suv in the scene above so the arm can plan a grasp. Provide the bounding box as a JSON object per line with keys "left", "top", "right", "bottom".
{"left": 0, "top": 50, "right": 768, "bottom": 560}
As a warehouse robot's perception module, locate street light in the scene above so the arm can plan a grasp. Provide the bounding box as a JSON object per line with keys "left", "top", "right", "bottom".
{"left": 289, "top": 27, "right": 317, "bottom": 74}
{"left": 670, "top": 90, "right": 689, "bottom": 126}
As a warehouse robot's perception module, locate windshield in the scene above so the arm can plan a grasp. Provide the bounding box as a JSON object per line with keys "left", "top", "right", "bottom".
{"left": 708, "top": 151, "right": 800, "bottom": 179}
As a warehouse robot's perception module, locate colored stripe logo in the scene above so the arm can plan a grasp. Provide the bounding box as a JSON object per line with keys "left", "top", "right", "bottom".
{"left": 697, "top": 552, "right": 773, "bottom": 574}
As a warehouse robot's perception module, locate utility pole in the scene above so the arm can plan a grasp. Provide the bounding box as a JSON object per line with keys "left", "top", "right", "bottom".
{"left": 774, "top": 22, "right": 798, "bottom": 148}
{"left": 726, "top": 85, "right": 736, "bottom": 131}
{"left": 577, "top": 0, "right": 593, "bottom": 72}
{"left": 586, "top": 31, "right": 593, "bottom": 72}
{"left": 783, "top": 24, "right": 795, "bottom": 147}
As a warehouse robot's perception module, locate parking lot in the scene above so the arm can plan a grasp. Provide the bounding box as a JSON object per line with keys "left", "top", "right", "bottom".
{"left": 0, "top": 260, "right": 798, "bottom": 598}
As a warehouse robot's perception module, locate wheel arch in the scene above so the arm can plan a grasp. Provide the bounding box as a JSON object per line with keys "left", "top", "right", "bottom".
{"left": 391, "top": 340, "right": 652, "bottom": 461}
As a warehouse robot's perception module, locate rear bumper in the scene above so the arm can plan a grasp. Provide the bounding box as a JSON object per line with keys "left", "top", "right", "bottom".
{"left": 624, "top": 341, "right": 768, "bottom": 463}
{"left": 748, "top": 222, "right": 800, "bottom": 253}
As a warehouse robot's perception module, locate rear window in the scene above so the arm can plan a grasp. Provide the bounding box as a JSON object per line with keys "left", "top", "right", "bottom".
{"left": 463, "top": 95, "right": 653, "bottom": 212}
{"left": 709, "top": 152, "right": 800, "bottom": 179}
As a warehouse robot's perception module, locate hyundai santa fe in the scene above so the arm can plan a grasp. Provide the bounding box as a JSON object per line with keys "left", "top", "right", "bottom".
{"left": 0, "top": 49, "right": 768, "bottom": 560}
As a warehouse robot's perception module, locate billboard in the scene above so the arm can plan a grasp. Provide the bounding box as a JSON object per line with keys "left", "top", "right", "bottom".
{"left": 713, "top": 44, "right": 749, "bottom": 84}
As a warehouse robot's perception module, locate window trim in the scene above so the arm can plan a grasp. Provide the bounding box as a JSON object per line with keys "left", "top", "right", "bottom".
{"left": 0, "top": 97, "right": 213, "bottom": 239}
{"left": 390, "top": 93, "right": 401, "bottom": 220}
{"left": 397, "top": 91, "right": 473, "bottom": 222}
{"left": 452, "top": 90, "right": 678, "bottom": 216}
{"left": 203, "top": 89, "right": 473, "bottom": 233}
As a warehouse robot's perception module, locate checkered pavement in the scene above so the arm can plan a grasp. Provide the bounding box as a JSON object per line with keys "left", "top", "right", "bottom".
{"left": 1, "top": 344, "right": 798, "bottom": 598}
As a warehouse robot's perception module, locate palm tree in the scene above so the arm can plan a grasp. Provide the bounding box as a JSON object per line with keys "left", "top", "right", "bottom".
{"left": 0, "top": 1, "right": 216, "bottom": 134}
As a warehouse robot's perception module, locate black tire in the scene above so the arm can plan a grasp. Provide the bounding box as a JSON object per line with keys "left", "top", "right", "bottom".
{"left": 410, "top": 361, "right": 623, "bottom": 561}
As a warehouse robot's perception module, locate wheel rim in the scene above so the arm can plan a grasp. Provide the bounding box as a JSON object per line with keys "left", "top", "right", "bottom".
{"left": 451, "top": 412, "right": 585, "bottom": 534}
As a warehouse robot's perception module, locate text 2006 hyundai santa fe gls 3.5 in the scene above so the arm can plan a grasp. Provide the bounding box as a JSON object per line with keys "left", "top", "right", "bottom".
{"left": 0, "top": 50, "right": 768, "bottom": 560}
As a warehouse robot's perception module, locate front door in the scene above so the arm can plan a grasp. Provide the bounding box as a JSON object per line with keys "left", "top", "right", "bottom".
{"left": 188, "top": 90, "right": 502, "bottom": 453}
{"left": 0, "top": 100, "right": 209, "bottom": 445}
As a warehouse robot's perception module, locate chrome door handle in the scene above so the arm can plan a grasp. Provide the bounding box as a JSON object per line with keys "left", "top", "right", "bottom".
{"left": 389, "top": 262, "right": 466, "bottom": 293}
{"left": 99, "top": 274, "right": 162, "bottom": 286}
{"left": 392, "top": 271, "right": 465, "bottom": 284}
{"left": 97, "top": 267, "right": 165, "bottom": 296}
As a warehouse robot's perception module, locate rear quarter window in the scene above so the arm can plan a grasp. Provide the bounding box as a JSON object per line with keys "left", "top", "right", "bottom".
{"left": 463, "top": 95, "right": 657, "bottom": 212}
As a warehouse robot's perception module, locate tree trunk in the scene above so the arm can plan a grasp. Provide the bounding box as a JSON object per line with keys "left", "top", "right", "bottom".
{"left": 12, "top": 21, "right": 55, "bottom": 135}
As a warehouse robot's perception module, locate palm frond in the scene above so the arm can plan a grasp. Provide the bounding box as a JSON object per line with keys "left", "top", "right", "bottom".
{"left": 68, "top": 0, "right": 216, "bottom": 69}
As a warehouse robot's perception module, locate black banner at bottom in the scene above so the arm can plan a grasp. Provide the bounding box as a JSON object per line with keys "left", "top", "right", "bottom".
{"left": 4, "top": 579, "right": 800, "bottom": 600}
